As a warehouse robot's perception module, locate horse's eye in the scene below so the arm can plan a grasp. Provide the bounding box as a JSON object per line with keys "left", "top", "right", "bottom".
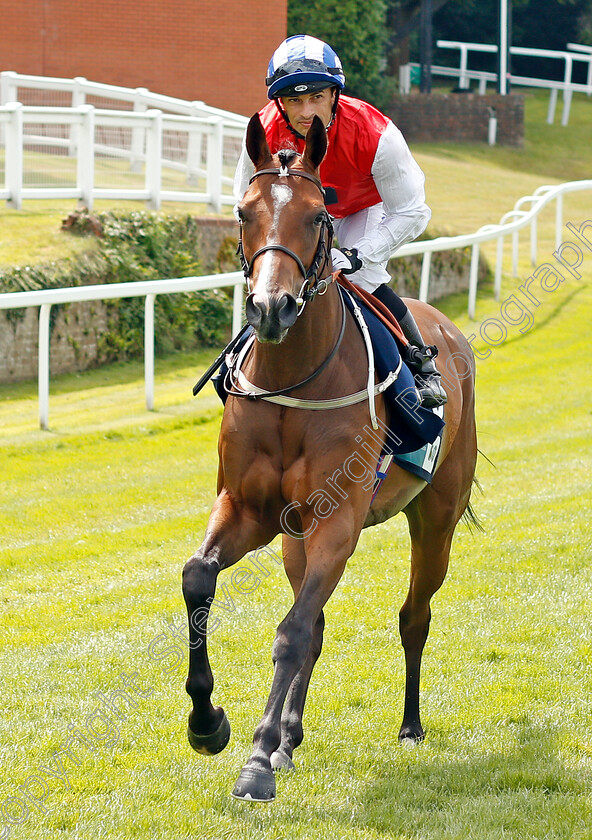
{"left": 236, "top": 207, "right": 246, "bottom": 223}
{"left": 313, "top": 213, "right": 325, "bottom": 226}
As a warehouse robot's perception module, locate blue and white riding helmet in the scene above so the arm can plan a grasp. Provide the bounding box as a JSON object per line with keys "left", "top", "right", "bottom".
{"left": 266, "top": 35, "right": 346, "bottom": 99}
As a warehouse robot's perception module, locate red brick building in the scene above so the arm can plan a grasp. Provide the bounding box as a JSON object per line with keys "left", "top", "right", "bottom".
{"left": 1, "top": 0, "right": 286, "bottom": 116}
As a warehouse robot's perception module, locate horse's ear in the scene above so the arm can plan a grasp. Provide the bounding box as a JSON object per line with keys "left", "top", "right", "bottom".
{"left": 246, "top": 113, "right": 273, "bottom": 170}
{"left": 302, "top": 115, "right": 327, "bottom": 173}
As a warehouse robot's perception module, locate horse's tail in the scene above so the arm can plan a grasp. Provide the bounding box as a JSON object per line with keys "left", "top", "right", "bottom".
{"left": 461, "top": 476, "right": 485, "bottom": 533}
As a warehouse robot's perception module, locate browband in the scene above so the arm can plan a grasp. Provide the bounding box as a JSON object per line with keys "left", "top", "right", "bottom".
{"left": 249, "top": 167, "right": 324, "bottom": 193}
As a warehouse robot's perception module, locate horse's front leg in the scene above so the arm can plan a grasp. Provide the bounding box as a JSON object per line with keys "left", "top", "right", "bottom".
{"left": 232, "top": 525, "right": 355, "bottom": 802}
{"left": 270, "top": 534, "right": 325, "bottom": 772}
{"left": 399, "top": 482, "right": 461, "bottom": 743}
{"left": 270, "top": 610, "right": 325, "bottom": 772}
{"left": 182, "top": 490, "right": 271, "bottom": 755}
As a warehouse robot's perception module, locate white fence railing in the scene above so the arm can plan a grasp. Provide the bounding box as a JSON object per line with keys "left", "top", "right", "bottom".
{"left": 0, "top": 71, "right": 247, "bottom": 127}
{"left": 0, "top": 71, "right": 249, "bottom": 211}
{"left": 400, "top": 41, "right": 592, "bottom": 126}
{"left": 1, "top": 179, "right": 590, "bottom": 429}
{"left": 396, "top": 178, "right": 592, "bottom": 319}
{"left": 0, "top": 272, "right": 244, "bottom": 429}
{"left": 0, "top": 102, "right": 245, "bottom": 211}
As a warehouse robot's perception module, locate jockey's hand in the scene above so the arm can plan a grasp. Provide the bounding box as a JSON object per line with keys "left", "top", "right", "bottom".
{"left": 331, "top": 247, "right": 363, "bottom": 275}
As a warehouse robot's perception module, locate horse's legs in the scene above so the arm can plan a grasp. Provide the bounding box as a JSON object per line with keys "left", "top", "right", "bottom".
{"left": 232, "top": 530, "right": 351, "bottom": 801}
{"left": 182, "top": 491, "right": 270, "bottom": 755}
{"left": 398, "top": 509, "right": 453, "bottom": 743}
{"left": 270, "top": 610, "right": 324, "bottom": 771}
{"left": 270, "top": 535, "right": 325, "bottom": 772}
{"left": 399, "top": 456, "right": 473, "bottom": 742}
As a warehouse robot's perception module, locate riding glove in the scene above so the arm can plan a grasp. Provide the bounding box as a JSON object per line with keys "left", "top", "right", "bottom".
{"left": 331, "top": 247, "right": 363, "bottom": 275}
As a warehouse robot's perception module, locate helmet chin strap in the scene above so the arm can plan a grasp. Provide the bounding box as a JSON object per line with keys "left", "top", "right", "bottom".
{"left": 273, "top": 90, "right": 341, "bottom": 141}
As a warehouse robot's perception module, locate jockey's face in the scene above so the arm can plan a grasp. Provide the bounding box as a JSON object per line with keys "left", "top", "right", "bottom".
{"left": 279, "top": 87, "right": 336, "bottom": 136}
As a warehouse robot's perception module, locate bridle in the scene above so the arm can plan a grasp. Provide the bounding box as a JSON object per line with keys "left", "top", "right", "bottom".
{"left": 236, "top": 165, "right": 335, "bottom": 311}
{"left": 227, "top": 162, "right": 347, "bottom": 401}
{"left": 221, "top": 160, "right": 401, "bottom": 425}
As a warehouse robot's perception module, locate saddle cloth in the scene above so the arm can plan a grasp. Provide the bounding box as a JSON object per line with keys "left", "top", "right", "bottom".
{"left": 340, "top": 288, "right": 445, "bottom": 483}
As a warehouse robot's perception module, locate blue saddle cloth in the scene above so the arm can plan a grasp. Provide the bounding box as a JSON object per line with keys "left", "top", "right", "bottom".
{"left": 212, "top": 287, "right": 445, "bottom": 473}
{"left": 339, "top": 288, "right": 444, "bottom": 459}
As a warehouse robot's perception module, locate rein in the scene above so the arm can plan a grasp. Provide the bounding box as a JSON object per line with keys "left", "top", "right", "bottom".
{"left": 236, "top": 165, "right": 334, "bottom": 308}
{"left": 228, "top": 286, "right": 402, "bottom": 429}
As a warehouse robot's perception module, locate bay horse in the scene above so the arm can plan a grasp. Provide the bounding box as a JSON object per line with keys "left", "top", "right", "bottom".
{"left": 182, "top": 114, "right": 477, "bottom": 802}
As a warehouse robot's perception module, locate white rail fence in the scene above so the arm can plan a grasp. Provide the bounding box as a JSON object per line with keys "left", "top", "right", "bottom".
{"left": 0, "top": 273, "right": 244, "bottom": 429}
{"left": 0, "top": 70, "right": 249, "bottom": 211}
{"left": 0, "top": 71, "right": 247, "bottom": 126}
{"left": 400, "top": 40, "right": 592, "bottom": 126}
{"left": 396, "top": 178, "right": 592, "bottom": 319}
{"left": 0, "top": 179, "right": 590, "bottom": 429}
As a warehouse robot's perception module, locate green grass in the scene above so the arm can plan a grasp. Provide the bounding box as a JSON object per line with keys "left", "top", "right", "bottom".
{"left": 0, "top": 243, "right": 592, "bottom": 840}
{"left": 1, "top": 85, "right": 592, "bottom": 839}
{"left": 1, "top": 242, "right": 591, "bottom": 840}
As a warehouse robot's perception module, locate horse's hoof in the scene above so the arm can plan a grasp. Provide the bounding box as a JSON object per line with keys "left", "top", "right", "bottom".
{"left": 187, "top": 710, "right": 231, "bottom": 755}
{"left": 231, "top": 766, "right": 276, "bottom": 802}
{"left": 270, "top": 749, "right": 295, "bottom": 772}
{"left": 399, "top": 735, "right": 421, "bottom": 748}
{"left": 398, "top": 725, "right": 425, "bottom": 745}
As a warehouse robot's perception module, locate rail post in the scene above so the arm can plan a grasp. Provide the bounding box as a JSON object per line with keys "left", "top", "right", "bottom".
{"left": 207, "top": 118, "right": 223, "bottom": 214}
{"left": 512, "top": 228, "right": 519, "bottom": 277}
{"left": 419, "top": 251, "right": 432, "bottom": 303}
{"left": 468, "top": 243, "right": 480, "bottom": 319}
{"left": 131, "top": 88, "right": 149, "bottom": 172}
{"left": 561, "top": 56, "right": 574, "bottom": 126}
{"left": 5, "top": 102, "right": 23, "bottom": 209}
{"left": 232, "top": 280, "right": 244, "bottom": 336}
{"left": 0, "top": 71, "right": 17, "bottom": 147}
{"left": 555, "top": 194, "right": 563, "bottom": 250}
{"left": 69, "top": 77, "right": 87, "bottom": 156}
{"left": 530, "top": 214, "right": 537, "bottom": 265}
{"left": 187, "top": 102, "right": 204, "bottom": 187}
{"left": 494, "top": 235, "right": 504, "bottom": 300}
{"left": 77, "top": 105, "right": 95, "bottom": 209}
{"left": 0, "top": 71, "right": 18, "bottom": 105}
{"left": 145, "top": 109, "right": 162, "bottom": 210}
{"left": 546, "top": 87, "right": 558, "bottom": 124}
{"left": 145, "top": 294, "right": 156, "bottom": 411}
{"left": 39, "top": 304, "right": 51, "bottom": 430}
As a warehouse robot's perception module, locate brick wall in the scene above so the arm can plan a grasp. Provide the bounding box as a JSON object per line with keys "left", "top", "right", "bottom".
{"left": 0, "top": 299, "right": 112, "bottom": 383}
{"left": 0, "top": 0, "right": 286, "bottom": 117}
{"left": 388, "top": 93, "right": 524, "bottom": 146}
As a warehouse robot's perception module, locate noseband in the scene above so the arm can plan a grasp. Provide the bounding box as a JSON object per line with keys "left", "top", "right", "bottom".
{"left": 236, "top": 166, "right": 334, "bottom": 307}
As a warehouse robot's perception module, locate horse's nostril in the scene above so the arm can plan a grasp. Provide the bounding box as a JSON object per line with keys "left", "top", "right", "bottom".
{"left": 245, "top": 293, "right": 265, "bottom": 329}
{"left": 277, "top": 294, "right": 298, "bottom": 330}
{"left": 246, "top": 292, "right": 297, "bottom": 337}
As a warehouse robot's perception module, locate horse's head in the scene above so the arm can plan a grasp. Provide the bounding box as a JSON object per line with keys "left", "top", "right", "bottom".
{"left": 237, "top": 113, "right": 331, "bottom": 343}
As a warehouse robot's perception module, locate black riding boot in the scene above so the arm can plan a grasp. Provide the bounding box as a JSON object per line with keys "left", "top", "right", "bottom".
{"left": 372, "top": 284, "right": 447, "bottom": 408}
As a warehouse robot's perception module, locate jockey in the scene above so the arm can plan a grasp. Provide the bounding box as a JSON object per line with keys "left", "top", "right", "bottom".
{"left": 234, "top": 34, "right": 447, "bottom": 408}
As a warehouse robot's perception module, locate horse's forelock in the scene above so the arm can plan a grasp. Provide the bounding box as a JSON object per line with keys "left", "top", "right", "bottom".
{"left": 277, "top": 149, "right": 299, "bottom": 168}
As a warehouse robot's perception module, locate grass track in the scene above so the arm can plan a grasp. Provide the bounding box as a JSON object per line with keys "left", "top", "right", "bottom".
{"left": 1, "top": 89, "right": 592, "bottom": 840}
{"left": 1, "top": 267, "right": 591, "bottom": 839}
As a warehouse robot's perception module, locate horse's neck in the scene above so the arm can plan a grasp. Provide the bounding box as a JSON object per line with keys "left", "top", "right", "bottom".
{"left": 250, "top": 284, "right": 342, "bottom": 391}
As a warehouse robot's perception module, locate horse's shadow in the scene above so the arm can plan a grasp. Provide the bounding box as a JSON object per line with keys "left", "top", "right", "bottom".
{"left": 236, "top": 720, "right": 587, "bottom": 836}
